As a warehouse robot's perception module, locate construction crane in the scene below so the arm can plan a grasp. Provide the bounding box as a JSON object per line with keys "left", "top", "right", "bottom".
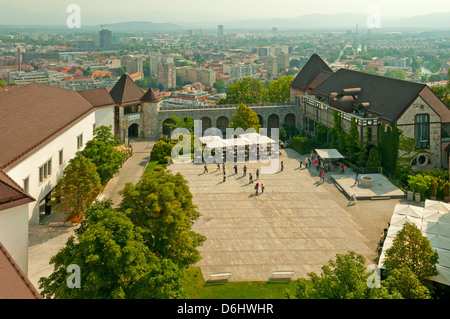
{"left": 99, "top": 24, "right": 110, "bottom": 30}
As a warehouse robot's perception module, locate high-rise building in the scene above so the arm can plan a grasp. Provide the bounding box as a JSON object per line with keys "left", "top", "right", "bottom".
{"left": 99, "top": 29, "right": 112, "bottom": 50}
{"left": 158, "top": 63, "right": 176, "bottom": 90}
{"left": 217, "top": 25, "right": 224, "bottom": 36}
{"left": 121, "top": 55, "right": 143, "bottom": 75}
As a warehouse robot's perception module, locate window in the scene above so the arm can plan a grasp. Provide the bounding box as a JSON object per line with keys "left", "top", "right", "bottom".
{"left": 77, "top": 134, "right": 83, "bottom": 149}
{"left": 414, "top": 114, "right": 430, "bottom": 148}
{"left": 39, "top": 159, "right": 52, "bottom": 184}
{"left": 23, "top": 177, "right": 29, "bottom": 193}
{"left": 59, "top": 149, "right": 63, "bottom": 166}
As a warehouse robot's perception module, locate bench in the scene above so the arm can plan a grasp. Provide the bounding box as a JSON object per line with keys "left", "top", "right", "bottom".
{"left": 271, "top": 270, "right": 294, "bottom": 280}
{"left": 208, "top": 272, "right": 232, "bottom": 281}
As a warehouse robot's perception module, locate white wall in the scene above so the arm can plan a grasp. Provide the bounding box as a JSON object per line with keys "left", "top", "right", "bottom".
{"left": 6, "top": 111, "right": 97, "bottom": 225}
{"left": 0, "top": 204, "right": 30, "bottom": 274}
{"left": 95, "top": 106, "right": 114, "bottom": 129}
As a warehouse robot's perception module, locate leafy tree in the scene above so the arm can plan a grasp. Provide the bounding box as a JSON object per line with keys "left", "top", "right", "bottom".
{"left": 366, "top": 147, "right": 381, "bottom": 168}
{"left": 289, "top": 58, "right": 301, "bottom": 69}
{"left": 119, "top": 169, "right": 206, "bottom": 268}
{"left": 382, "top": 268, "right": 432, "bottom": 299}
{"left": 49, "top": 157, "right": 103, "bottom": 222}
{"left": 164, "top": 115, "right": 195, "bottom": 133}
{"left": 229, "top": 104, "right": 261, "bottom": 132}
{"left": 384, "top": 69, "right": 406, "bottom": 80}
{"left": 266, "top": 75, "right": 294, "bottom": 103}
{"left": 39, "top": 201, "right": 185, "bottom": 299}
{"left": 383, "top": 222, "right": 439, "bottom": 282}
{"left": 213, "top": 79, "right": 227, "bottom": 93}
{"left": 79, "top": 126, "right": 125, "bottom": 185}
{"left": 218, "top": 78, "right": 268, "bottom": 105}
{"left": 150, "top": 139, "right": 174, "bottom": 163}
{"left": 286, "top": 251, "right": 400, "bottom": 299}
{"left": 0, "top": 79, "right": 7, "bottom": 87}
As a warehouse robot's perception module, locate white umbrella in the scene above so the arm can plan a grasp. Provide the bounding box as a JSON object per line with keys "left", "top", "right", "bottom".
{"left": 223, "top": 137, "right": 253, "bottom": 147}
{"left": 425, "top": 199, "right": 450, "bottom": 213}
{"left": 205, "top": 139, "right": 231, "bottom": 149}
{"left": 240, "top": 133, "right": 276, "bottom": 145}
{"left": 390, "top": 214, "right": 422, "bottom": 228}
{"left": 393, "top": 204, "right": 423, "bottom": 218}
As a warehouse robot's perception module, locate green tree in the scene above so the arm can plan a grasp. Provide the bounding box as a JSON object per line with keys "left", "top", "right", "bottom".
{"left": 0, "top": 79, "right": 7, "bottom": 87}
{"left": 286, "top": 251, "right": 400, "bottom": 299}
{"left": 218, "top": 78, "right": 267, "bottom": 105}
{"left": 366, "top": 148, "right": 381, "bottom": 168}
{"left": 266, "top": 75, "right": 294, "bottom": 103}
{"left": 382, "top": 268, "right": 432, "bottom": 299}
{"left": 384, "top": 69, "right": 406, "bottom": 80}
{"left": 213, "top": 79, "right": 227, "bottom": 93}
{"left": 164, "top": 115, "right": 195, "bottom": 134}
{"left": 229, "top": 104, "right": 261, "bottom": 132}
{"left": 119, "top": 169, "right": 206, "bottom": 268}
{"left": 79, "top": 126, "right": 125, "bottom": 185}
{"left": 50, "top": 157, "right": 102, "bottom": 222}
{"left": 383, "top": 222, "right": 439, "bottom": 282}
{"left": 39, "top": 201, "right": 185, "bottom": 299}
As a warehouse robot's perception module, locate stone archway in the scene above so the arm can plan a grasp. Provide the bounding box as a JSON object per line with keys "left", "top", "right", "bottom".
{"left": 267, "top": 114, "right": 280, "bottom": 137}
{"left": 201, "top": 117, "right": 212, "bottom": 132}
{"left": 216, "top": 116, "right": 229, "bottom": 134}
{"left": 283, "top": 113, "right": 296, "bottom": 139}
{"left": 128, "top": 123, "right": 139, "bottom": 138}
{"left": 162, "top": 118, "right": 176, "bottom": 137}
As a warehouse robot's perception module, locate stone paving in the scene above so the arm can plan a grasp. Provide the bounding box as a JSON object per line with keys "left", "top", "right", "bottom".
{"left": 28, "top": 144, "right": 408, "bottom": 290}
{"left": 168, "top": 149, "right": 405, "bottom": 282}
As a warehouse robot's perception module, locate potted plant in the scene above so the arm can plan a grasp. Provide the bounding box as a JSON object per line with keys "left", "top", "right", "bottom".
{"left": 430, "top": 182, "right": 437, "bottom": 200}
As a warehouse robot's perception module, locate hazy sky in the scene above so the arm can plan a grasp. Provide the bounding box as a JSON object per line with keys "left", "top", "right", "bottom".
{"left": 2, "top": 0, "right": 449, "bottom": 25}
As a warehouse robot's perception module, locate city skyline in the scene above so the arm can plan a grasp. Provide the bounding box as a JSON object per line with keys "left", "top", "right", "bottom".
{"left": 1, "top": 0, "right": 449, "bottom": 26}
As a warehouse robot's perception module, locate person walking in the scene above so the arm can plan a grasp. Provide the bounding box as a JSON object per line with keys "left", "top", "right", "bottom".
{"left": 243, "top": 165, "right": 247, "bottom": 176}
{"left": 299, "top": 157, "right": 303, "bottom": 168}
{"left": 280, "top": 161, "right": 284, "bottom": 172}
{"left": 203, "top": 163, "right": 208, "bottom": 173}
{"left": 217, "top": 163, "right": 220, "bottom": 171}
{"left": 341, "top": 162, "right": 345, "bottom": 174}
{"left": 304, "top": 157, "right": 308, "bottom": 168}
{"left": 249, "top": 173, "right": 253, "bottom": 184}
{"left": 256, "top": 168, "right": 260, "bottom": 179}
{"left": 261, "top": 183, "right": 265, "bottom": 194}
{"left": 321, "top": 170, "right": 326, "bottom": 183}
{"left": 234, "top": 164, "right": 238, "bottom": 174}
{"left": 354, "top": 172, "right": 359, "bottom": 185}
{"left": 255, "top": 182, "right": 259, "bottom": 195}
{"left": 314, "top": 157, "right": 319, "bottom": 171}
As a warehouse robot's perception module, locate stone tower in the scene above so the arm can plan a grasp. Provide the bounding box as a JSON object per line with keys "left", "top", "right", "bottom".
{"left": 140, "top": 87, "right": 161, "bottom": 140}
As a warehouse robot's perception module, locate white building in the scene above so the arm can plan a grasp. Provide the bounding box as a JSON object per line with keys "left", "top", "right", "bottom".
{"left": 0, "top": 84, "right": 115, "bottom": 275}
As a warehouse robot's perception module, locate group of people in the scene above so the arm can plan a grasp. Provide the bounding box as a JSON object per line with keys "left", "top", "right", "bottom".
{"left": 203, "top": 162, "right": 265, "bottom": 195}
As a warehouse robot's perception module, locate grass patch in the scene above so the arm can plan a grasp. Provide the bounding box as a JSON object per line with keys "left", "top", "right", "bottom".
{"left": 183, "top": 267, "right": 297, "bottom": 299}
{"left": 143, "top": 160, "right": 167, "bottom": 175}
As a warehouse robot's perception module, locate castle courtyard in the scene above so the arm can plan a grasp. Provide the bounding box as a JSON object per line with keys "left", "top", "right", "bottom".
{"left": 168, "top": 148, "right": 405, "bottom": 282}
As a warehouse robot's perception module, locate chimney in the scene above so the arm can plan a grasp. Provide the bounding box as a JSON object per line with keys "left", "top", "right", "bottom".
{"left": 18, "top": 48, "right": 21, "bottom": 72}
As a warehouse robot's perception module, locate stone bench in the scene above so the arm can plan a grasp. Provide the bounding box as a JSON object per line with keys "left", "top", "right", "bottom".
{"left": 208, "top": 272, "right": 232, "bottom": 281}
{"left": 271, "top": 270, "right": 294, "bottom": 280}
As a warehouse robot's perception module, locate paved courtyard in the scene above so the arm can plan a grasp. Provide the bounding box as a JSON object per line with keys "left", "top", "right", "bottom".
{"left": 168, "top": 148, "right": 406, "bottom": 282}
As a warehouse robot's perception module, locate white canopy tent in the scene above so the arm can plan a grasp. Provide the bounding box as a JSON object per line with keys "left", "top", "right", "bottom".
{"left": 199, "top": 135, "right": 222, "bottom": 144}
{"left": 204, "top": 138, "right": 231, "bottom": 149}
{"left": 239, "top": 133, "right": 277, "bottom": 145}
{"left": 379, "top": 200, "right": 450, "bottom": 286}
{"left": 223, "top": 137, "right": 253, "bottom": 147}
{"left": 315, "top": 149, "right": 345, "bottom": 159}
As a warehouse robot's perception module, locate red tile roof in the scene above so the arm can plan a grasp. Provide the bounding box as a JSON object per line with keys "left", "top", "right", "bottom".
{"left": 0, "top": 170, "right": 35, "bottom": 212}
{"left": 0, "top": 242, "right": 41, "bottom": 299}
{"left": 0, "top": 83, "right": 96, "bottom": 170}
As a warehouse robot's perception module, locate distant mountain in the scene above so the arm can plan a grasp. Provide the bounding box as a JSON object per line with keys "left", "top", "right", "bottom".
{"left": 188, "top": 12, "right": 450, "bottom": 30}
{"left": 103, "top": 21, "right": 184, "bottom": 32}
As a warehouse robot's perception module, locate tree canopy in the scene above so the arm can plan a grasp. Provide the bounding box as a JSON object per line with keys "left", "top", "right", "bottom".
{"left": 229, "top": 104, "right": 261, "bottom": 132}
{"left": 50, "top": 156, "right": 102, "bottom": 222}
{"left": 78, "top": 126, "right": 125, "bottom": 185}
{"left": 383, "top": 222, "right": 439, "bottom": 282}
{"left": 39, "top": 201, "right": 185, "bottom": 299}
{"left": 119, "top": 169, "right": 206, "bottom": 268}
{"left": 218, "top": 77, "right": 267, "bottom": 105}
